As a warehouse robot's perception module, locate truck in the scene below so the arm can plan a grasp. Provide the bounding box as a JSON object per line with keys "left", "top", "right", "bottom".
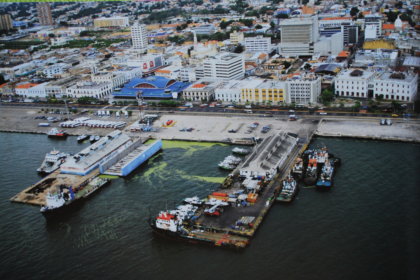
{"left": 289, "top": 115, "right": 299, "bottom": 121}
{"left": 24, "top": 99, "right": 34, "bottom": 103}
{"left": 185, "top": 102, "right": 193, "bottom": 108}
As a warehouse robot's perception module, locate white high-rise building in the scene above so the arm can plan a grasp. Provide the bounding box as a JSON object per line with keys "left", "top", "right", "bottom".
{"left": 131, "top": 22, "right": 147, "bottom": 53}
{"left": 203, "top": 53, "right": 245, "bottom": 80}
{"left": 245, "top": 36, "right": 271, "bottom": 54}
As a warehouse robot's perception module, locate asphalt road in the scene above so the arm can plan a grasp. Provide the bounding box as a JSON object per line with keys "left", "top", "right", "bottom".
{"left": 1, "top": 102, "right": 415, "bottom": 120}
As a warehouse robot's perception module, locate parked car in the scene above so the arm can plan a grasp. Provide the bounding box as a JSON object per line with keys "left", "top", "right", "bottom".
{"left": 179, "top": 108, "right": 186, "bottom": 111}
{"left": 228, "top": 105, "right": 234, "bottom": 108}
{"left": 320, "top": 112, "right": 327, "bottom": 115}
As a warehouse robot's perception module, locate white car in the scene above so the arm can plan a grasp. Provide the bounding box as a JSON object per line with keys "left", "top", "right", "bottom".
{"left": 289, "top": 110, "right": 295, "bottom": 113}
{"left": 228, "top": 105, "right": 234, "bottom": 108}
{"left": 319, "top": 112, "right": 327, "bottom": 115}
{"left": 244, "top": 130, "right": 252, "bottom": 134}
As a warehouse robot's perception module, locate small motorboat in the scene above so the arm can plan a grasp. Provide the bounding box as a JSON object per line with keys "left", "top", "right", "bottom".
{"left": 77, "top": 134, "right": 89, "bottom": 142}
{"left": 90, "top": 135, "right": 96, "bottom": 142}
{"left": 95, "top": 135, "right": 101, "bottom": 141}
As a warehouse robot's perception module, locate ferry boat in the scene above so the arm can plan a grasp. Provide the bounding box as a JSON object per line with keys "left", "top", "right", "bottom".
{"left": 183, "top": 196, "right": 205, "bottom": 207}
{"left": 291, "top": 157, "right": 305, "bottom": 181}
{"left": 232, "top": 147, "right": 250, "bottom": 155}
{"left": 276, "top": 173, "right": 298, "bottom": 203}
{"left": 40, "top": 177, "right": 110, "bottom": 218}
{"left": 77, "top": 134, "right": 89, "bottom": 142}
{"left": 37, "top": 149, "right": 69, "bottom": 174}
{"left": 46, "top": 128, "right": 67, "bottom": 137}
{"left": 303, "top": 156, "right": 318, "bottom": 185}
{"left": 146, "top": 211, "right": 249, "bottom": 249}
{"left": 218, "top": 161, "right": 235, "bottom": 170}
{"left": 316, "top": 156, "right": 334, "bottom": 190}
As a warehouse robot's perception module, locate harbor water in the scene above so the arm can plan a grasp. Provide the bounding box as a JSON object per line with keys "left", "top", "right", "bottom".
{"left": 0, "top": 133, "right": 419, "bottom": 279}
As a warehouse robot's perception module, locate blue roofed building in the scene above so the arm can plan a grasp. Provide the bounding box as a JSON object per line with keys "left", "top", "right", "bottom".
{"left": 111, "top": 76, "right": 191, "bottom": 102}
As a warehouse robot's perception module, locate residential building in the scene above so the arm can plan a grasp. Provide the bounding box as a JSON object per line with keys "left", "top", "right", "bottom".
{"left": 365, "top": 25, "right": 377, "bottom": 40}
{"left": 203, "top": 52, "right": 245, "bottom": 80}
{"left": 43, "top": 64, "right": 65, "bottom": 78}
{"left": 194, "top": 24, "right": 216, "bottom": 35}
{"left": 335, "top": 69, "right": 376, "bottom": 98}
{"left": 91, "top": 72, "right": 126, "bottom": 90}
{"left": 94, "top": 17, "right": 129, "bottom": 28}
{"left": 15, "top": 82, "right": 48, "bottom": 98}
{"left": 314, "top": 33, "right": 343, "bottom": 56}
{"left": 155, "top": 65, "right": 182, "bottom": 80}
{"left": 364, "top": 14, "right": 382, "bottom": 38}
{"left": 127, "top": 54, "right": 164, "bottom": 76}
{"left": 67, "top": 81, "right": 113, "bottom": 99}
{"left": 371, "top": 72, "right": 417, "bottom": 101}
{"left": 182, "top": 78, "right": 223, "bottom": 101}
{"left": 230, "top": 31, "right": 244, "bottom": 44}
{"left": 352, "top": 50, "right": 398, "bottom": 67}
{"left": 278, "top": 16, "right": 319, "bottom": 55}
{"left": 131, "top": 22, "right": 148, "bottom": 52}
{"left": 0, "top": 14, "right": 12, "bottom": 31}
{"left": 319, "top": 17, "right": 352, "bottom": 37}
{"left": 245, "top": 36, "right": 271, "bottom": 54}
{"left": 342, "top": 24, "right": 358, "bottom": 45}
{"left": 195, "top": 66, "right": 204, "bottom": 80}
{"left": 112, "top": 67, "right": 142, "bottom": 81}
{"left": 215, "top": 80, "right": 243, "bottom": 102}
{"left": 36, "top": 3, "right": 53, "bottom": 26}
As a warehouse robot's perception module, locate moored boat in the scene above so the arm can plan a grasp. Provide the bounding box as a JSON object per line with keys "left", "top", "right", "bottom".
{"left": 276, "top": 173, "right": 298, "bottom": 203}
{"left": 90, "top": 135, "right": 96, "bottom": 142}
{"left": 303, "top": 156, "right": 318, "bottom": 185}
{"left": 46, "top": 128, "right": 67, "bottom": 137}
{"left": 183, "top": 196, "right": 205, "bottom": 207}
{"left": 316, "top": 156, "right": 334, "bottom": 190}
{"left": 291, "top": 157, "right": 305, "bottom": 181}
{"left": 37, "top": 149, "right": 69, "bottom": 174}
{"left": 232, "top": 147, "right": 250, "bottom": 155}
{"left": 218, "top": 161, "right": 235, "bottom": 170}
{"left": 77, "top": 134, "right": 89, "bottom": 142}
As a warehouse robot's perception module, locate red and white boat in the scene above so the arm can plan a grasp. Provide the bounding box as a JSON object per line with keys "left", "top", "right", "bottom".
{"left": 46, "top": 128, "right": 67, "bottom": 137}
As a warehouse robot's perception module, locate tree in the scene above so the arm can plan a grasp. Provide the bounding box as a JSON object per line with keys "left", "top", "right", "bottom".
{"left": 339, "top": 102, "right": 344, "bottom": 108}
{"left": 320, "top": 88, "right": 335, "bottom": 102}
{"left": 48, "top": 33, "right": 55, "bottom": 38}
{"left": 303, "top": 63, "right": 311, "bottom": 71}
{"left": 358, "top": 12, "right": 364, "bottom": 19}
{"left": 343, "top": 2, "right": 348, "bottom": 8}
{"left": 255, "top": 24, "right": 263, "bottom": 29}
{"left": 368, "top": 99, "right": 374, "bottom": 105}
{"left": 282, "top": 61, "right": 291, "bottom": 69}
{"left": 176, "top": 25, "right": 181, "bottom": 31}
{"left": 350, "top": 7, "right": 359, "bottom": 17}
{"left": 395, "top": 1, "right": 403, "bottom": 9}
{"left": 376, "top": 94, "right": 384, "bottom": 102}
{"left": 0, "top": 74, "right": 5, "bottom": 85}
{"left": 270, "top": 22, "right": 275, "bottom": 29}
{"left": 234, "top": 45, "right": 244, "bottom": 53}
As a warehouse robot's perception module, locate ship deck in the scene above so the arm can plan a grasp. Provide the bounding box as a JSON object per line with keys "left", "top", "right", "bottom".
{"left": 190, "top": 229, "right": 250, "bottom": 247}
{"left": 10, "top": 168, "right": 101, "bottom": 206}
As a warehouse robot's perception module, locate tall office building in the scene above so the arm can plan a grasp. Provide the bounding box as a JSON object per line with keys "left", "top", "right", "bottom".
{"left": 0, "top": 14, "right": 12, "bottom": 31}
{"left": 36, "top": 3, "right": 53, "bottom": 26}
{"left": 245, "top": 36, "right": 271, "bottom": 54}
{"left": 131, "top": 22, "right": 148, "bottom": 53}
{"left": 278, "top": 16, "right": 319, "bottom": 56}
{"left": 364, "top": 14, "right": 382, "bottom": 38}
{"left": 203, "top": 52, "right": 245, "bottom": 80}
{"left": 342, "top": 24, "right": 358, "bottom": 45}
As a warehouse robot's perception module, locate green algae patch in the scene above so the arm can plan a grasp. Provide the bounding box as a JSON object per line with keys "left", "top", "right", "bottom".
{"left": 98, "top": 175, "right": 119, "bottom": 179}
{"left": 174, "top": 169, "right": 225, "bottom": 184}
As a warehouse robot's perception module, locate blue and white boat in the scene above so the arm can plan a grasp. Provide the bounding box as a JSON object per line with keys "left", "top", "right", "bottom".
{"left": 316, "top": 156, "right": 334, "bottom": 190}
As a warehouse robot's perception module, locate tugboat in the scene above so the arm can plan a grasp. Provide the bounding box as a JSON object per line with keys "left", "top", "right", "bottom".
{"left": 218, "top": 161, "right": 235, "bottom": 170}
{"left": 291, "top": 157, "right": 305, "bottom": 181}
{"left": 316, "top": 156, "right": 334, "bottom": 190}
{"left": 276, "top": 173, "right": 298, "bottom": 203}
{"left": 314, "top": 147, "right": 328, "bottom": 172}
{"left": 77, "top": 134, "right": 89, "bottom": 142}
{"left": 232, "top": 147, "right": 250, "bottom": 155}
{"left": 37, "top": 149, "right": 69, "bottom": 174}
{"left": 46, "top": 128, "right": 67, "bottom": 137}
{"left": 183, "top": 196, "right": 205, "bottom": 207}
{"left": 303, "top": 156, "right": 318, "bottom": 185}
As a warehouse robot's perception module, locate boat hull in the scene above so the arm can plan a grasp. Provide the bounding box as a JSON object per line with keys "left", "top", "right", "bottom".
{"left": 303, "top": 176, "right": 317, "bottom": 186}
{"left": 316, "top": 180, "right": 333, "bottom": 191}
{"left": 276, "top": 186, "right": 299, "bottom": 203}
{"left": 219, "top": 166, "right": 234, "bottom": 171}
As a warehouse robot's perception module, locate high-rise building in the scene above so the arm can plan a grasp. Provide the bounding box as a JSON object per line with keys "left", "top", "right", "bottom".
{"left": 278, "top": 16, "right": 319, "bottom": 56}
{"left": 36, "top": 3, "right": 53, "bottom": 26}
{"left": 0, "top": 14, "right": 12, "bottom": 31}
{"left": 203, "top": 52, "right": 245, "bottom": 80}
{"left": 364, "top": 14, "right": 382, "bottom": 38}
{"left": 131, "top": 22, "right": 148, "bottom": 53}
{"left": 342, "top": 24, "right": 358, "bottom": 45}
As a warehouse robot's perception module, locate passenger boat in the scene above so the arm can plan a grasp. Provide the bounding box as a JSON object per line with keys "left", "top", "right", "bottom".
{"left": 276, "top": 173, "right": 298, "bottom": 203}
{"left": 303, "top": 156, "right": 318, "bottom": 185}
{"left": 316, "top": 156, "right": 334, "bottom": 190}
{"left": 37, "top": 149, "right": 69, "bottom": 174}
{"left": 46, "top": 128, "right": 67, "bottom": 137}
{"left": 182, "top": 196, "right": 205, "bottom": 207}
{"left": 77, "top": 134, "right": 89, "bottom": 142}
{"left": 232, "top": 147, "right": 250, "bottom": 155}
{"left": 291, "top": 157, "right": 305, "bottom": 181}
